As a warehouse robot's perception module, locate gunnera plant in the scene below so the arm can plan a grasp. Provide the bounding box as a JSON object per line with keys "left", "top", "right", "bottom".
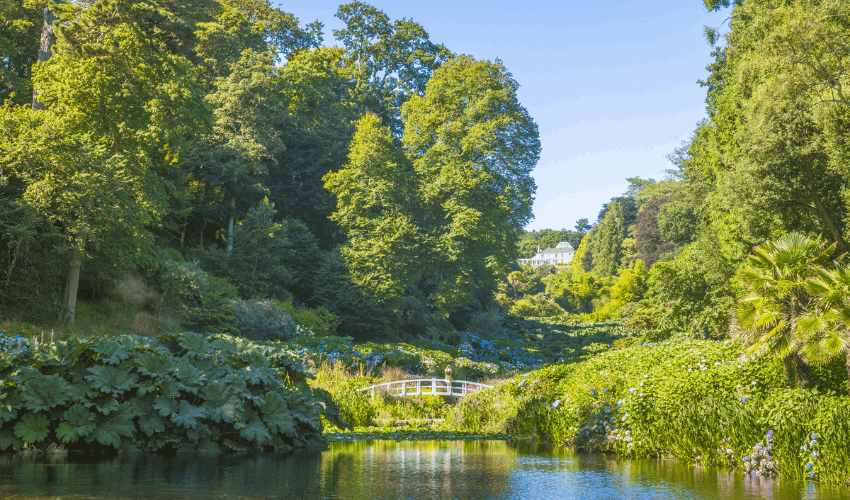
{"left": 0, "top": 332, "right": 341, "bottom": 454}
{"left": 232, "top": 300, "right": 297, "bottom": 342}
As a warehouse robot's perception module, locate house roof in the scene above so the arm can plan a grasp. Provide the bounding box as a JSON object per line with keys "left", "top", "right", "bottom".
{"left": 538, "top": 242, "right": 574, "bottom": 255}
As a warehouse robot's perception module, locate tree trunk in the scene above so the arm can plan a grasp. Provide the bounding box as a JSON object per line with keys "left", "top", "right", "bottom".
{"left": 227, "top": 196, "right": 235, "bottom": 255}
{"left": 792, "top": 351, "right": 813, "bottom": 389}
{"left": 32, "top": 6, "right": 59, "bottom": 110}
{"left": 60, "top": 247, "right": 82, "bottom": 324}
{"left": 782, "top": 352, "right": 795, "bottom": 387}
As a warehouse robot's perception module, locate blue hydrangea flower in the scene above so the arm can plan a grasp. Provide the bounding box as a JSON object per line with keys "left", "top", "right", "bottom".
{"left": 806, "top": 462, "right": 814, "bottom": 470}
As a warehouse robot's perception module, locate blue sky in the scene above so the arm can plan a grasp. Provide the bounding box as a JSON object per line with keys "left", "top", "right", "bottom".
{"left": 280, "top": 0, "right": 729, "bottom": 230}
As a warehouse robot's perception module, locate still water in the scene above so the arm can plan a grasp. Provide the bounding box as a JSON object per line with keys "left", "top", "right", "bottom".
{"left": 0, "top": 440, "right": 847, "bottom": 500}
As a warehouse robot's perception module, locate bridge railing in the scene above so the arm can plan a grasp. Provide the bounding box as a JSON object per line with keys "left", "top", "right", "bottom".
{"left": 356, "top": 379, "right": 493, "bottom": 399}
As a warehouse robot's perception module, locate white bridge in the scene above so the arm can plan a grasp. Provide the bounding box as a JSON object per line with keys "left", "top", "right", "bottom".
{"left": 357, "top": 379, "right": 493, "bottom": 398}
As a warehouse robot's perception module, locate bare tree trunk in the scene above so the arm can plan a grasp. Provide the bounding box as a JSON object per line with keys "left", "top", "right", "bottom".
{"left": 61, "top": 246, "right": 82, "bottom": 324}
{"left": 32, "top": 6, "right": 59, "bottom": 110}
{"left": 227, "top": 196, "right": 235, "bottom": 255}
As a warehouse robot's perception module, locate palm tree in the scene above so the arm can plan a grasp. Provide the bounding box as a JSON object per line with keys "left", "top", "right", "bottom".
{"left": 734, "top": 232, "right": 834, "bottom": 388}
{"left": 800, "top": 265, "right": 850, "bottom": 395}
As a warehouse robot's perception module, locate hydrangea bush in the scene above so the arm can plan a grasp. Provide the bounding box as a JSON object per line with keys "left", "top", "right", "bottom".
{"left": 445, "top": 336, "right": 850, "bottom": 485}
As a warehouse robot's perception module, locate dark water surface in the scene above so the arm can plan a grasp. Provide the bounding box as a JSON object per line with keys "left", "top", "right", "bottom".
{"left": 0, "top": 440, "right": 846, "bottom": 500}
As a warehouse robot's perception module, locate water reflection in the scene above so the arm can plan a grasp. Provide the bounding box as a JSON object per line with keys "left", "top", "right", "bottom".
{"left": 0, "top": 441, "right": 846, "bottom": 499}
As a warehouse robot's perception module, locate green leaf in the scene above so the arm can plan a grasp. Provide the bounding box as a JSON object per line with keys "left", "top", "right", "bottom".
{"left": 202, "top": 380, "right": 240, "bottom": 424}
{"left": 238, "top": 416, "right": 271, "bottom": 445}
{"left": 21, "top": 373, "right": 73, "bottom": 412}
{"left": 14, "top": 412, "right": 50, "bottom": 443}
{"left": 56, "top": 404, "right": 96, "bottom": 444}
{"left": 0, "top": 429, "right": 22, "bottom": 451}
{"left": 85, "top": 365, "right": 139, "bottom": 395}
{"left": 260, "top": 391, "right": 294, "bottom": 435}
{"left": 177, "top": 332, "right": 212, "bottom": 357}
{"left": 34, "top": 340, "right": 90, "bottom": 368}
{"left": 93, "top": 337, "right": 136, "bottom": 365}
{"left": 134, "top": 349, "right": 175, "bottom": 378}
{"left": 89, "top": 408, "right": 135, "bottom": 448}
{"left": 169, "top": 400, "right": 208, "bottom": 429}
{"left": 170, "top": 356, "right": 206, "bottom": 394}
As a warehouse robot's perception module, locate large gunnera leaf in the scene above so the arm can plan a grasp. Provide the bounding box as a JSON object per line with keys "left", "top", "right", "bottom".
{"left": 134, "top": 349, "right": 175, "bottom": 378}
{"left": 238, "top": 416, "right": 272, "bottom": 445}
{"left": 170, "top": 357, "right": 206, "bottom": 394}
{"left": 20, "top": 373, "right": 73, "bottom": 412}
{"left": 130, "top": 396, "right": 166, "bottom": 437}
{"left": 203, "top": 380, "right": 240, "bottom": 423}
{"left": 34, "top": 340, "right": 89, "bottom": 368}
{"left": 93, "top": 337, "right": 138, "bottom": 365}
{"left": 85, "top": 365, "right": 139, "bottom": 395}
{"left": 0, "top": 429, "right": 22, "bottom": 451}
{"left": 176, "top": 332, "right": 212, "bottom": 357}
{"left": 169, "top": 400, "right": 208, "bottom": 429}
{"left": 56, "top": 404, "right": 96, "bottom": 444}
{"left": 260, "top": 391, "right": 295, "bottom": 435}
{"left": 13, "top": 412, "right": 50, "bottom": 443}
{"left": 89, "top": 407, "right": 135, "bottom": 448}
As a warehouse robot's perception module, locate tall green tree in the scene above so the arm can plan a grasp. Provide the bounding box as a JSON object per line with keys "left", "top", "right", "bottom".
{"left": 324, "top": 113, "right": 421, "bottom": 305}
{"left": 0, "top": 0, "right": 41, "bottom": 105}
{"left": 192, "top": 49, "right": 284, "bottom": 255}
{"left": 333, "top": 1, "right": 453, "bottom": 135}
{"left": 402, "top": 55, "right": 540, "bottom": 312}
{"left": 8, "top": 0, "right": 210, "bottom": 323}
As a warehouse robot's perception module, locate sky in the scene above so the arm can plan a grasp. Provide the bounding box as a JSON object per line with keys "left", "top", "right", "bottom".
{"left": 279, "top": 0, "right": 730, "bottom": 230}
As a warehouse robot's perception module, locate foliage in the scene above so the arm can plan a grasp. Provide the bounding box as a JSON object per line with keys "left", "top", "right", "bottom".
{"left": 0, "top": 332, "right": 338, "bottom": 454}
{"left": 510, "top": 294, "right": 565, "bottom": 318}
{"left": 232, "top": 299, "right": 297, "bottom": 342}
{"left": 445, "top": 335, "right": 850, "bottom": 484}
{"left": 735, "top": 232, "right": 834, "bottom": 388}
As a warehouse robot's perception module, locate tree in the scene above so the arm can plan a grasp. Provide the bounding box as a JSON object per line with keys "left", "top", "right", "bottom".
{"left": 590, "top": 200, "right": 627, "bottom": 276}
{"left": 635, "top": 196, "right": 675, "bottom": 267}
{"left": 323, "top": 113, "right": 421, "bottom": 305}
{"left": 801, "top": 264, "right": 850, "bottom": 395}
{"left": 735, "top": 232, "right": 834, "bottom": 388}
{"left": 0, "top": 0, "right": 41, "bottom": 106}
{"left": 333, "top": 1, "right": 453, "bottom": 135}
{"left": 575, "top": 218, "right": 591, "bottom": 234}
{"left": 269, "top": 47, "right": 358, "bottom": 248}
{"left": 4, "top": 0, "right": 211, "bottom": 323}
{"left": 402, "top": 55, "right": 540, "bottom": 312}
{"left": 192, "top": 49, "right": 284, "bottom": 255}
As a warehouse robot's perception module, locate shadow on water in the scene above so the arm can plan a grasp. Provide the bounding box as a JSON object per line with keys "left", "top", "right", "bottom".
{"left": 0, "top": 441, "right": 847, "bottom": 499}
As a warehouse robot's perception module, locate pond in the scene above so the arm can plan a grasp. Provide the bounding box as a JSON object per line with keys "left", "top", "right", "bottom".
{"left": 0, "top": 440, "right": 847, "bottom": 499}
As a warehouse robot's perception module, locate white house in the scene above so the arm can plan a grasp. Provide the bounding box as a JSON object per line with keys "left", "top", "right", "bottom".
{"left": 518, "top": 241, "right": 575, "bottom": 266}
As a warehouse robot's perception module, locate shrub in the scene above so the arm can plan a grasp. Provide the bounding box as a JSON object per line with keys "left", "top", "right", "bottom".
{"left": 232, "top": 299, "right": 297, "bottom": 342}
{"left": 510, "top": 293, "right": 565, "bottom": 318}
